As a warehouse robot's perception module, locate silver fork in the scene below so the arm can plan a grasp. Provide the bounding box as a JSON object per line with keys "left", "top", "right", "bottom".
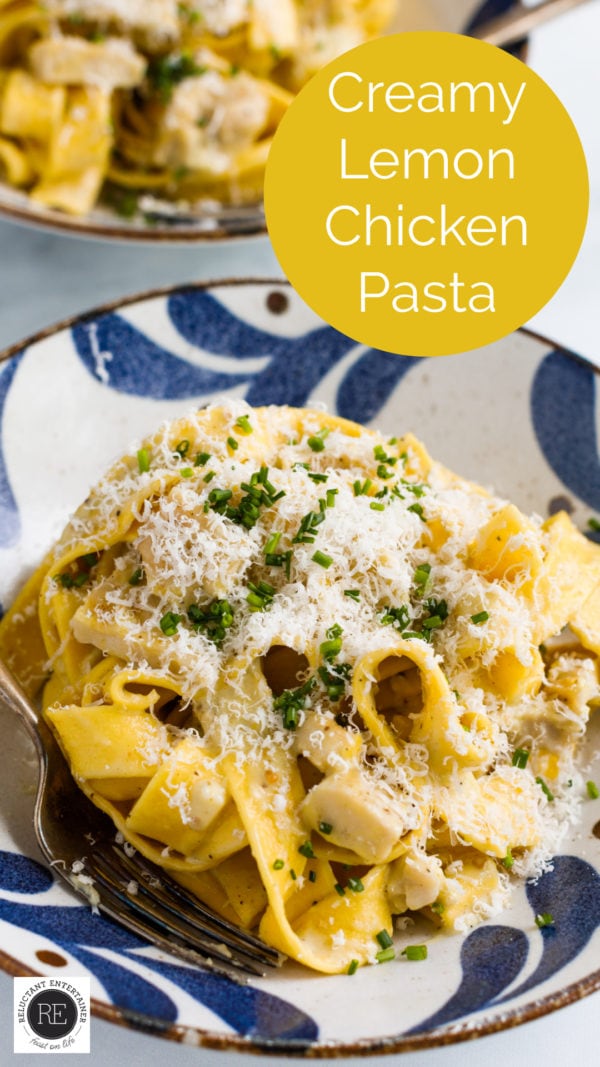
{"left": 0, "top": 659, "right": 282, "bottom": 981}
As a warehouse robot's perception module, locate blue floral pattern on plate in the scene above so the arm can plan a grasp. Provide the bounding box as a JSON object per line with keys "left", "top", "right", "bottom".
{"left": 0, "top": 280, "right": 598, "bottom": 1053}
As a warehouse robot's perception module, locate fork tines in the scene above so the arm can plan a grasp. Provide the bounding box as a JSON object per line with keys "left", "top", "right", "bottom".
{"left": 73, "top": 841, "right": 283, "bottom": 980}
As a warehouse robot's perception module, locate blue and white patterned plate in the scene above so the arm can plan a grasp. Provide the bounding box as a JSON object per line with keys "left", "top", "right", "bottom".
{"left": 0, "top": 279, "right": 598, "bottom": 1056}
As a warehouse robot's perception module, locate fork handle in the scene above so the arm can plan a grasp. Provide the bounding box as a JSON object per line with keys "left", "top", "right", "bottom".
{"left": 471, "top": 0, "right": 593, "bottom": 46}
{"left": 0, "top": 659, "right": 46, "bottom": 759}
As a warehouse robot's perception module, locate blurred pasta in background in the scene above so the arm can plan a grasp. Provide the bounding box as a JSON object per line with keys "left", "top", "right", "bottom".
{"left": 0, "top": 0, "right": 395, "bottom": 215}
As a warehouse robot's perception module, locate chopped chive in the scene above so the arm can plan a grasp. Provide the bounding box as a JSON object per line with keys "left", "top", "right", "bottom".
{"left": 187, "top": 599, "right": 234, "bottom": 646}
{"left": 376, "top": 930, "right": 393, "bottom": 950}
{"left": 344, "top": 589, "right": 360, "bottom": 601}
{"left": 227, "top": 436, "right": 238, "bottom": 451}
{"left": 535, "top": 912, "right": 555, "bottom": 928}
{"left": 347, "top": 877, "right": 364, "bottom": 893}
{"left": 266, "top": 549, "right": 293, "bottom": 577}
{"left": 377, "top": 464, "right": 394, "bottom": 480}
{"left": 320, "top": 624, "right": 343, "bottom": 662}
{"left": 307, "top": 436, "right": 325, "bottom": 452}
{"left": 264, "top": 531, "right": 282, "bottom": 555}
{"left": 402, "top": 944, "right": 427, "bottom": 961}
{"left": 374, "top": 445, "right": 397, "bottom": 466}
{"left": 293, "top": 507, "right": 326, "bottom": 544}
{"left": 309, "top": 869, "right": 317, "bottom": 883}
{"left": 376, "top": 947, "right": 395, "bottom": 963}
{"left": 129, "top": 567, "right": 144, "bottom": 586}
{"left": 536, "top": 776, "right": 554, "bottom": 802}
{"left": 235, "top": 415, "right": 253, "bottom": 434}
{"left": 273, "top": 859, "right": 284, "bottom": 870}
{"left": 246, "top": 580, "right": 276, "bottom": 612}
{"left": 471, "top": 611, "right": 489, "bottom": 625}
{"left": 312, "top": 550, "right": 333, "bottom": 569}
{"left": 307, "top": 428, "right": 330, "bottom": 452}
{"left": 586, "top": 780, "right": 599, "bottom": 799}
{"left": 274, "top": 677, "right": 316, "bottom": 730}
{"left": 159, "top": 611, "right": 181, "bottom": 637}
{"left": 407, "top": 502, "right": 425, "bottom": 520}
{"left": 203, "top": 470, "right": 215, "bottom": 483}
{"left": 422, "top": 615, "right": 443, "bottom": 630}
{"left": 334, "top": 883, "right": 345, "bottom": 896}
{"left": 414, "top": 562, "right": 432, "bottom": 590}
{"left": 290, "top": 869, "right": 297, "bottom": 880}
{"left": 502, "top": 848, "right": 514, "bottom": 870}
{"left": 194, "top": 451, "right": 211, "bottom": 466}
{"left": 137, "top": 448, "right": 150, "bottom": 473}
{"left": 348, "top": 959, "right": 359, "bottom": 975}
{"left": 209, "top": 488, "right": 233, "bottom": 507}
{"left": 431, "top": 899, "right": 444, "bottom": 915}
{"left": 174, "top": 439, "right": 189, "bottom": 457}
{"left": 319, "top": 821, "right": 333, "bottom": 835}
{"left": 307, "top": 471, "right": 328, "bottom": 483}
{"left": 326, "top": 488, "right": 338, "bottom": 508}
{"left": 370, "top": 502, "right": 385, "bottom": 512}
{"left": 588, "top": 518, "right": 600, "bottom": 532}
{"left": 353, "top": 478, "right": 372, "bottom": 496}
{"left": 180, "top": 467, "right": 193, "bottom": 478}
{"left": 512, "top": 748, "right": 530, "bottom": 769}
{"left": 298, "top": 841, "right": 315, "bottom": 859}
{"left": 379, "top": 604, "right": 410, "bottom": 630}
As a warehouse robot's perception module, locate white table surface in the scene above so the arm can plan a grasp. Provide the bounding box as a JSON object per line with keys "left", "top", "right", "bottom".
{"left": 0, "top": 2, "right": 599, "bottom": 1062}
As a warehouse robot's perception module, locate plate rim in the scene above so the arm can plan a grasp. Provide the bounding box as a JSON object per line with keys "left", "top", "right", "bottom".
{"left": 0, "top": 275, "right": 597, "bottom": 379}
{"left": 0, "top": 193, "right": 266, "bottom": 244}
{"left": 1, "top": 276, "right": 599, "bottom": 1056}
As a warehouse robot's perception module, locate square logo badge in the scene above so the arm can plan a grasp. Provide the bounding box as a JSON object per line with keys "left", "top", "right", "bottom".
{"left": 14, "top": 976, "right": 90, "bottom": 1054}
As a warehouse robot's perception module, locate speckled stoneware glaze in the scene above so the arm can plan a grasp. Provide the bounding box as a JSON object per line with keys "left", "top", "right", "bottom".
{"left": 0, "top": 279, "right": 598, "bottom": 1056}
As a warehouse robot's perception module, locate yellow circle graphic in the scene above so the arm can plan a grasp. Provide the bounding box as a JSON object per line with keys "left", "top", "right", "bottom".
{"left": 265, "top": 32, "right": 588, "bottom": 357}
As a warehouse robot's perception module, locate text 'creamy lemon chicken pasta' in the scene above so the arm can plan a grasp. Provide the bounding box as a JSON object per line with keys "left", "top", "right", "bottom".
{"left": 2, "top": 403, "right": 600, "bottom": 974}
{"left": 0, "top": 1, "right": 394, "bottom": 217}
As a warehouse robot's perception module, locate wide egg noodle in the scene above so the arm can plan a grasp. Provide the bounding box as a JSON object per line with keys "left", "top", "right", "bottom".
{"left": 0, "top": 1, "right": 393, "bottom": 215}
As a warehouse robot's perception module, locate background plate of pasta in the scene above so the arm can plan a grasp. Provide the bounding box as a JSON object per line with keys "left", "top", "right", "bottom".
{"left": 0, "top": 278, "right": 598, "bottom": 1053}
{"left": 0, "top": 0, "right": 515, "bottom": 240}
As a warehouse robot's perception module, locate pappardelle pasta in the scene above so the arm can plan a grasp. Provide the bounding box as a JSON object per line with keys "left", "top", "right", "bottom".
{"left": 2, "top": 402, "right": 600, "bottom": 974}
{"left": 0, "top": 1, "right": 394, "bottom": 216}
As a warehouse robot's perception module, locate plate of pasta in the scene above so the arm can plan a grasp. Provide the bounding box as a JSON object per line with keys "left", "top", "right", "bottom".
{"left": 0, "top": 278, "right": 599, "bottom": 1054}
{"left": 0, "top": 0, "right": 517, "bottom": 241}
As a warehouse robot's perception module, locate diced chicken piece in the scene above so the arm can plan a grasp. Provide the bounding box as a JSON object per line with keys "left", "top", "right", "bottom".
{"left": 248, "top": 0, "right": 299, "bottom": 53}
{"left": 30, "top": 37, "right": 146, "bottom": 91}
{"left": 189, "top": 0, "right": 249, "bottom": 37}
{"left": 154, "top": 65, "right": 269, "bottom": 174}
{"left": 386, "top": 851, "right": 444, "bottom": 912}
{"left": 189, "top": 768, "right": 228, "bottom": 832}
{"left": 294, "top": 714, "right": 361, "bottom": 774}
{"left": 545, "top": 652, "right": 599, "bottom": 722}
{"left": 300, "top": 768, "right": 407, "bottom": 864}
{"left": 47, "top": 0, "right": 179, "bottom": 51}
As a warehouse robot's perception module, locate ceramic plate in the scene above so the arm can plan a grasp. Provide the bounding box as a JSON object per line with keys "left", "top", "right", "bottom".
{"left": 0, "top": 278, "right": 599, "bottom": 1056}
{"left": 0, "top": 0, "right": 516, "bottom": 244}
